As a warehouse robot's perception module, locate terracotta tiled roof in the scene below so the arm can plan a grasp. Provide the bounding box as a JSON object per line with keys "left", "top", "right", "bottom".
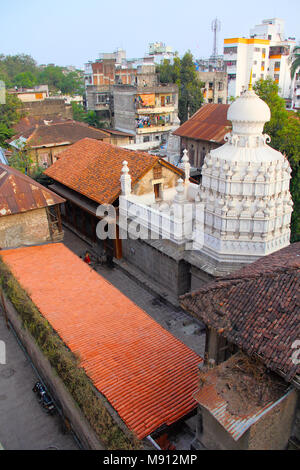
{"left": 10, "top": 121, "right": 110, "bottom": 147}
{"left": 173, "top": 104, "right": 231, "bottom": 143}
{"left": 45, "top": 138, "right": 161, "bottom": 205}
{"left": 12, "top": 116, "right": 70, "bottom": 135}
{"left": 1, "top": 243, "right": 202, "bottom": 439}
{"left": 0, "top": 163, "right": 64, "bottom": 216}
{"left": 181, "top": 243, "right": 300, "bottom": 382}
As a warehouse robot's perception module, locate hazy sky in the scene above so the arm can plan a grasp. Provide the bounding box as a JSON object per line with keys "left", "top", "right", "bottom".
{"left": 1, "top": 0, "right": 299, "bottom": 69}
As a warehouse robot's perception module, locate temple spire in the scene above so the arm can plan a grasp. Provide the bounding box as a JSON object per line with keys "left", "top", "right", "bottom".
{"left": 248, "top": 68, "right": 253, "bottom": 91}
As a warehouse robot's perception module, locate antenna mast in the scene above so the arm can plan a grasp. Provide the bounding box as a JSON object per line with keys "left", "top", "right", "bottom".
{"left": 211, "top": 18, "right": 221, "bottom": 57}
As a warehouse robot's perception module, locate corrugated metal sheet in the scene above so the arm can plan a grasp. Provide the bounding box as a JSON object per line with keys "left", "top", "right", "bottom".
{"left": 1, "top": 243, "right": 203, "bottom": 440}
{"left": 173, "top": 104, "right": 231, "bottom": 143}
{"left": 194, "top": 367, "right": 292, "bottom": 441}
{"left": 0, "top": 164, "right": 64, "bottom": 216}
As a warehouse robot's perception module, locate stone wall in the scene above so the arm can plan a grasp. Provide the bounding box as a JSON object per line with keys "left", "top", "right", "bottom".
{"left": 1, "top": 293, "right": 103, "bottom": 449}
{"left": 122, "top": 237, "right": 190, "bottom": 297}
{"left": 21, "top": 99, "right": 72, "bottom": 120}
{"left": 0, "top": 208, "right": 51, "bottom": 248}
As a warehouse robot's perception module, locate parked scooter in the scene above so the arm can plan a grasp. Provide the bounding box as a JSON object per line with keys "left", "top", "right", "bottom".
{"left": 32, "top": 381, "right": 56, "bottom": 415}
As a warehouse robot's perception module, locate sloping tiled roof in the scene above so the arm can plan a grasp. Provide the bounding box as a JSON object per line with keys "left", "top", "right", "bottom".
{"left": 10, "top": 120, "right": 110, "bottom": 148}
{"left": 181, "top": 243, "right": 300, "bottom": 382}
{"left": 0, "top": 163, "right": 64, "bottom": 216}
{"left": 45, "top": 138, "right": 162, "bottom": 205}
{"left": 27, "top": 121, "right": 110, "bottom": 146}
{"left": 12, "top": 116, "right": 69, "bottom": 135}
{"left": 173, "top": 104, "right": 231, "bottom": 143}
{"left": 1, "top": 243, "right": 202, "bottom": 439}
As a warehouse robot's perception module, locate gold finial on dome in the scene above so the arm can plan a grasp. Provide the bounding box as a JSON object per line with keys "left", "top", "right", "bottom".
{"left": 248, "top": 68, "right": 253, "bottom": 91}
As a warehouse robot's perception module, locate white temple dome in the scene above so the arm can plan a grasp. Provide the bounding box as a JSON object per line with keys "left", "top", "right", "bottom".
{"left": 228, "top": 89, "right": 270, "bottom": 135}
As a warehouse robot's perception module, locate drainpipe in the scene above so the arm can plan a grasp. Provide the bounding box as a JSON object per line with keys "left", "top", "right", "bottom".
{"left": 146, "top": 435, "right": 161, "bottom": 450}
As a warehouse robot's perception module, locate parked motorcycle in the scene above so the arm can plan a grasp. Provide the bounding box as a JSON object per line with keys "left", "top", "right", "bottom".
{"left": 32, "top": 381, "right": 56, "bottom": 415}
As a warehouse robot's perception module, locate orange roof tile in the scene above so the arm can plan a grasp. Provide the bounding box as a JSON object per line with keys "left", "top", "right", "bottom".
{"left": 173, "top": 104, "right": 231, "bottom": 143}
{"left": 45, "top": 138, "right": 160, "bottom": 205}
{"left": 1, "top": 243, "right": 202, "bottom": 439}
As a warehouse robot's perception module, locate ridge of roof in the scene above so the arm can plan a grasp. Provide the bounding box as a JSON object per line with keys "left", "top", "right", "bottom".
{"left": 44, "top": 138, "right": 161, "bottom": 205}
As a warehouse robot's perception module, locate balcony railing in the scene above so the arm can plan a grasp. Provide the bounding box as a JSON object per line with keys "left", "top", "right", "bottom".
{"left": 136, "top": 124, "right": 173, "bottom": 134}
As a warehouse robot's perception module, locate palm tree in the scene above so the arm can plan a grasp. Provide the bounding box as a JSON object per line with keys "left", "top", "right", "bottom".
{"left": 290, "top": 46, "right": 300, "bottom": 79}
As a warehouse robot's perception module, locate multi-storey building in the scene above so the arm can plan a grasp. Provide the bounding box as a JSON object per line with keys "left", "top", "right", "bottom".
{"left": 113, "top": 78, "right": 179, "bottom": 151}
{"left": 224, "top": 18, "right": 297, "bottom": 107}
{"left": 197, "top": 71, "right": 228, "bottom": 104}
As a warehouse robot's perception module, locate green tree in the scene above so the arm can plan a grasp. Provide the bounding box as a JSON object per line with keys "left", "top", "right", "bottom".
{"left": 290, "top": 45, "right": 300, "bottom": 79}
{"left": 0, "top": 92, "right": 23, "bottom": 147}
{"left": 0, "top": 54, "right": 38, "bottom": 86}
{"left": 254, "top": 78, "right": 300, "bottom": 242}
{"left": 14, "top": 71, "right": 37, "bottom": 88}
{"left": 9, "top": 143, "right": 33, "bottom": 174}
{"left": 156, "top": 52, "right": 203, "bottom": 123}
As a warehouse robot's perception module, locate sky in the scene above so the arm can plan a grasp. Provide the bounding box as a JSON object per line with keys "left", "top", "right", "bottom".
{"left": 0, "top": 0, "right": 299, "bottom": 69}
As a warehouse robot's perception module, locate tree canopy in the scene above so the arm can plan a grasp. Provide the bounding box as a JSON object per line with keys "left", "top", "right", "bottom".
{"left": 0, "top": 92, "right": 23, "bottom": 147}
{"left": 156, "top": 52, "right": 204, "bottom": 123}
{"left": 0, "top": 54, "right": 84, "bottom": 96}
{"left": 254, "top": 78, "right": 300, "bottom": 242}
{"left": 290, "top": 45, "right": 300, "bottom": 79}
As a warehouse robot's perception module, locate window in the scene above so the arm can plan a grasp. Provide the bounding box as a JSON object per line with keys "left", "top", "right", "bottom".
{"left": 224, "top": 46, "right": 237, "bottom": 54}
{"left": 218, "top": 98, "right": 223, "bottom": 104}
{"left": 262, "top": 61, "right": 265, "bottom": 67}
{"left": 252, "top": 73, "right": 256, "bottom": 78}
{"left": 254, "top": 48, "right": 261, "bottom": 52}
{"left": 153, "top": 183, "right": 161, "bottom": 199}
{"left": 209, "top": 82, "right": 213, "bottom": 89}
{"left": 268, "top": 35, "right": 272, "bottom": 40}
{"left": 262, "top": 48, "right": 266, "bottom": 54}
{"left": 275, "top": 61, "right": 281, "bottom": 69}
{"left": 208, "top": 98, "right": 213, "bottom": 103}
{"left": 143, "top": 136, "right": 150, "bottom": 143}
{"left": 218, "top": 82, "right": 224, "bottom": 91}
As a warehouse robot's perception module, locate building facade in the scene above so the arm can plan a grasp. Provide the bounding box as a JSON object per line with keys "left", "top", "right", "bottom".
{"left": 224, "top": 18, "right": 297, "bottom": 106}
{"left": 197, "top": 71, "right": 228, "bottom": 105}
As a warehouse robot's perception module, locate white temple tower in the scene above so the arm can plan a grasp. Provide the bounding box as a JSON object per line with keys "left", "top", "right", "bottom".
{"left": 197, "top": 84, "right": 293, "bottom": 267}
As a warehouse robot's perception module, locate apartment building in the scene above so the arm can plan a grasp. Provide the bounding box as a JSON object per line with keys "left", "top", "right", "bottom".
{"left": 113, "top": 79, "right": 179, "bottom": 151}
{"left": 197, "top": 71, "right": 228, "bottom": 104}
{"left": 224, "top": 18, "right": 297, "bottom": 107}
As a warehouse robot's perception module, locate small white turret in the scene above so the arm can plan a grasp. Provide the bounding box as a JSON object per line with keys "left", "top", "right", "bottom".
{"left": 120, "top": 160, "right": 131, "bottom": 195}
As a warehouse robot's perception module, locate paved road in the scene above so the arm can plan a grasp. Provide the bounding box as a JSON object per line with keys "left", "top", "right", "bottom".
{"left": 0, "top": 315, "right": 78, "bottom": 450}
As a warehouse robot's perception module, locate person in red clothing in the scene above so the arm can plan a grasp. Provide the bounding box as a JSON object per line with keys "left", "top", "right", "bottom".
{"left": 83, "top": 251, "right": 91, "bottom": 264}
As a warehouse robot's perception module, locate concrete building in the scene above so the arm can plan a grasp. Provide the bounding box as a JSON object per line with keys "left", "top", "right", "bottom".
{"left": 113, "top": 79, "right": 179, "bottom": 151}
{"left": 224, "top": 18, "right": 297, "bottom": 107}
{"left": 84, "top": 51, "right": 180, "bottom": 144}
{"left": 0, "top": 163, "right": 64, "bottom": 248}
{"left": 197, "top": 71, "right": 228, "bottom": 105}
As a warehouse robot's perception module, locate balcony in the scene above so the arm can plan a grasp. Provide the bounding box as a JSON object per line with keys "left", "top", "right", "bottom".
{"left": 136, "top": 104, "right": 175, "bottom": 114}
{"left": 136, "top": 124, "right": 173, "bottom": 134}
